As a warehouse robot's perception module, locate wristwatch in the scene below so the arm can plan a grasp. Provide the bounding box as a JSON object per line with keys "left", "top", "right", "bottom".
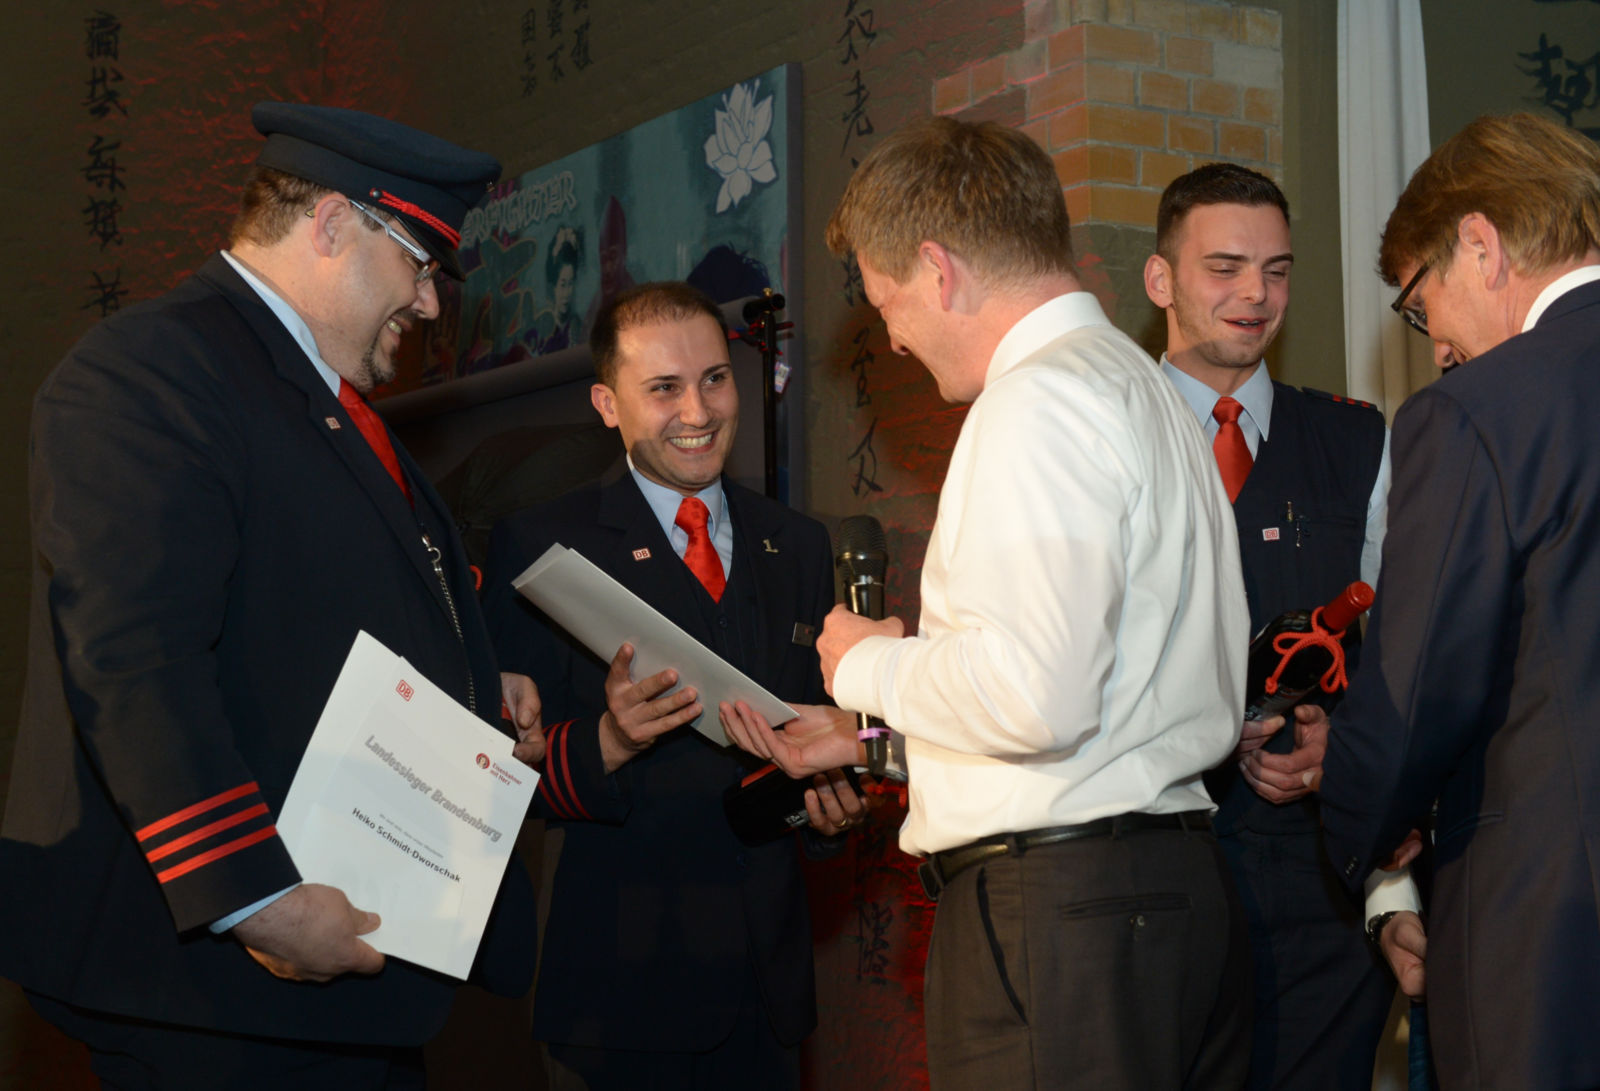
{"left": 1366, "top": 909, "right": 1402, "bottom": 946}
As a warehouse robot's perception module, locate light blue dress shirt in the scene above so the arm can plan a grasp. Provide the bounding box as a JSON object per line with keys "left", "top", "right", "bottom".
{"left": 626, "top": 454, "right": 734, "bottom": 577}
{"left": 1159, "top": 358, "right": 1390, "bottom": 588}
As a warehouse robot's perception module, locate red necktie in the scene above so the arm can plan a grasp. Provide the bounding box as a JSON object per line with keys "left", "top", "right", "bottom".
{"left": 674, "top": 497, "right": 726, "bottom": 602}
{"left": 1212, "top": 395, "right": 1253, "bottom": 503}
{"left": 338, "top": 379, "right": 413, "bottom": 506}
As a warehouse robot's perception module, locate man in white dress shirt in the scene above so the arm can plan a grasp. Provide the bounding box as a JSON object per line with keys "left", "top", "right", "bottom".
{"left": 728, "top": 116, "right": 1254, "bottom": 1089}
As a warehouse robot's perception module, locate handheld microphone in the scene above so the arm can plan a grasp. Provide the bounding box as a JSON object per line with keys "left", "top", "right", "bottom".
{"left": 836, "top": 515, "right": 890, "bottom": 776}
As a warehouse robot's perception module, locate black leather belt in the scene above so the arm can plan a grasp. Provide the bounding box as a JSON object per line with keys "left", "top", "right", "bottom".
{"left": 917, "top": 810, "right": 1213, "bottom": 900}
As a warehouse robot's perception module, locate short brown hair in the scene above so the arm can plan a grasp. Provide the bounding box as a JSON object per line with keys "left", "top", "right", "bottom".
{"left": 1379, "top": 112, "right": 1600, "bottom": 285}
{"left": 825, "top": 117, "right": 1075, "bottom": 286}
{"left": 589, "top": 281, "right": 728, "bottom": 387}
{"left": 1156, "top": 162, "right": 1289, "bottom": 261}
{"left": 228, "top": 166, "right": 338, "bottom": 248}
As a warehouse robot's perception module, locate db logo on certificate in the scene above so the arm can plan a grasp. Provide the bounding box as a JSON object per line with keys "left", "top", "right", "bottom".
{"left": 395, "top": 679, "right": 416, "bottom": 701}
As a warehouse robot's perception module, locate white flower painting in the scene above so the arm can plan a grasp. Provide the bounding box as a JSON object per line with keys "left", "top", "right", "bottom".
{"left": 704, "top": 78, "right": 777, "bottom": 213}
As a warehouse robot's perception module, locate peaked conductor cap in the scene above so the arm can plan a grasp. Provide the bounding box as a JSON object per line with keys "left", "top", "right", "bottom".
{"left": 252, "top": 101, "right": 500, "bottom": 280}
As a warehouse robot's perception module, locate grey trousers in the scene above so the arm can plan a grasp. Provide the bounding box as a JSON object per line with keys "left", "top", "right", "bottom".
{"left": 922, "top": 825, "right": 1250, "bottom": 1090}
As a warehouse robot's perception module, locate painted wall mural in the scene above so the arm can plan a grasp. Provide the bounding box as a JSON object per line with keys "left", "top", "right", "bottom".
{"left": 391, "top": 63, "right": 797, "bottom": 394}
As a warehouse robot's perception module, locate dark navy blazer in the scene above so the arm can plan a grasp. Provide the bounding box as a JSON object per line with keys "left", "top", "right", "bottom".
{"left": 0, "top": 255, "right": 533, "bottom": 1044}
{"left": 1321, "top": 277, "right": 1600, "bottom": 1088}
{"left": 482, "top": 468, "right": 833, "bottom": 1052}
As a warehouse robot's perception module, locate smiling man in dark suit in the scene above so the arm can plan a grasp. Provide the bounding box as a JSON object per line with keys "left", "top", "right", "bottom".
{"left": 1312, "top": 112, "right": 1600, "bottom": 1088}
{"left": 482, "top": 281, "right": 861, "bottom": 1090}
{"left": 0, "top": 103, "right": 539, "bottom": 1087}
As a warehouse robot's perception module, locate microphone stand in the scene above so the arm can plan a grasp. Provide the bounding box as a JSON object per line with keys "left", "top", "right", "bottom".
{"left": 735, "top": 290, "right": 792, "bottom": 501}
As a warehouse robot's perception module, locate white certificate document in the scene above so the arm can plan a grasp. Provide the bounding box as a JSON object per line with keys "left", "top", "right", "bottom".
{"left": 511, "top": 543, "right": 797, "bottom": 745}
{"left": 278, "top": 631, "right": 537, "bottom": 979}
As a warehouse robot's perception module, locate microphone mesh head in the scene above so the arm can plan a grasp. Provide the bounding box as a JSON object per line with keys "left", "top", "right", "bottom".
{"left": 836, "top": 515, "right": 887, "bottom": 581}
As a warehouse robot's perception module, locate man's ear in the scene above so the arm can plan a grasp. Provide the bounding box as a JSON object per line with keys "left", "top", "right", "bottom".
{"left": 919, "top": 240, "right": 963, "bottom": 312}
{"left": 590, "top": 382, "right": 620, "bottom": 428}
{"left": 1144, "top": 253, "right": 1174, "bottom": 309}
{"left": 1457, "top": 212, "right": 1509, "bottom": 290}
{"left": 307, "top": 193, "right": 353, "bottom": 260}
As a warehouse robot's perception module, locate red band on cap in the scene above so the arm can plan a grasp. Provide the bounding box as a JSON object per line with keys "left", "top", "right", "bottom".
{"left": 373, "top": 190, "right": 459, "bottom": 247}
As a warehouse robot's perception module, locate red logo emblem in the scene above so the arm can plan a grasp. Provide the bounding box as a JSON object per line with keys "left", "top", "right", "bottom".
{"left": 395, "top": 680, "right": 415, "bottom": 701}
{"left": 632, "top": 548, "right": 651, "bottom": 561}
{"left": 475, "top": 753, "right": 491, "bottom": 769}
{"left": 1262, "top": 527, "right": 1281, "bottom": 542}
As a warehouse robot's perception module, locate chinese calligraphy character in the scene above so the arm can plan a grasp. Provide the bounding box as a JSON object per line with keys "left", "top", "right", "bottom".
{"left": 848, "top": 418, "right": 885, "bottom": 497}
{"left": 82, "top": 196, "right": 122, "bottom": 249}
{"left": 84, "top": 10, "right": 121, "bottom": 60}
{"left": 854, "top": 898, "right": 893, "bottom": 980}
{"left": 82, "top": 135, "right": 125, "bottom": 192}
{"left": 838, "top": 8, "right": 876, "bottom": 66}
{"left": 848, "top": 326, "right": 873, "bottom": 408}
{"left": 84, "top": 65, "right": 128, "bottom": 119}
{"left": 521, "top": 7, "right": 539, "bottom": 44}
{"left": 548, "top": 45, "right": 565, "bottom": 82}
{"left": 547, "top": 0, "right": 563, "bottom": 39}
{"left": 83, "top": 268, "right": 129, "bottom": 315}
{"left": 1518, "top": 34, "right": 1600, "bottom": 127}
{"left": 841, "top": 255, "right": 865, "bottom": 307}
{"left": 571, "top": 19, "right": 592, "bottom": 70}
{"left": 841, "top": 70, "right": 875, "bottom": 154}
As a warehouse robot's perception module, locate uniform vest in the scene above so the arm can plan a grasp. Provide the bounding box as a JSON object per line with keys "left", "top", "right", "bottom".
{"left": 1206, "top": 383, "right": 1385, "bottom": 835}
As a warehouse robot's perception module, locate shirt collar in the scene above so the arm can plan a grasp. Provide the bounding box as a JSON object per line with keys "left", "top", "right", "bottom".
{"left": 220, "top": 250, "right": 342, "bottom": 397}
{"left": 626, "top": 453, "right": 728, "bottom": 539}
{"left": 1159, "top": 357, "right": 1273, "bottom": 439}
{"left": 986, "top": 292, "right": 1114, "bottom": 387}
{"left": 1522, "top": 263, "right": 1600, "bottom": 332}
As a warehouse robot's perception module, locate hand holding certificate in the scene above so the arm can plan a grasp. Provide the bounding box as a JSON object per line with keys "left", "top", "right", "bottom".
{"left": 511, "top": 543, "right": 797, "bottom": 745}
{"left": 277, "top": 632, "right": 537, "bottom": 980}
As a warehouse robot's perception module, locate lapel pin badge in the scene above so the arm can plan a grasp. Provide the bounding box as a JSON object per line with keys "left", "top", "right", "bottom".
{"left": 763, "top": 538, "right": 780, "bottom": 554}
{"left": 632, "top": 548, "right": 652, "bottom": 561}
{"left": 1262, "top": 527, "right": 1280, "bottom": 541}
{"left": 325, "top": 417, "right": 342, "bottom": 430}
{"left": 792, "top": 622, "right": 816, "bottom": 647}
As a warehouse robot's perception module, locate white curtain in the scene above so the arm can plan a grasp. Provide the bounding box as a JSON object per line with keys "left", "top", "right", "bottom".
{"left": 1338, "top": 0, "right": 1434, "bottom": 417}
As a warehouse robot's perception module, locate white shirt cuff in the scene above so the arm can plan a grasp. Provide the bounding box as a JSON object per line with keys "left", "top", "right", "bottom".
{"left": 1363, "top": 867, "right": 1422, "bottom": 922}
{"left": 832, "top": 633, "right": 901, "bottom": 723}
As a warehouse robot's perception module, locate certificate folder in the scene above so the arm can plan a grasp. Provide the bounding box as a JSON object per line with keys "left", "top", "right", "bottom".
{"left": 511, "top": 543, "right": 797, "bottom": 745}
{"left": 278, "top": 631, "right": 537, "bottom": 979}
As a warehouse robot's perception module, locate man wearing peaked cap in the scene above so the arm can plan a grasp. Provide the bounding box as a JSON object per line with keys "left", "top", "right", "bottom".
{"left": 252, "top": 102, "right": 500, "bottom": 281}
{"left": 0, "top": 102, "right": 540, "bottom": 1086}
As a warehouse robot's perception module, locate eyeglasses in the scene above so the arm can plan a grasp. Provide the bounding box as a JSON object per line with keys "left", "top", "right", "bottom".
{"left": 1390, "top": 262, "right": 1429, "bottom": 335}
{"left": 348, "top": 199, "right": 439, "bottom": 285}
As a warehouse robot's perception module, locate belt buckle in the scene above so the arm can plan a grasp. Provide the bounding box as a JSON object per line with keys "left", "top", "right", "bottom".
{"left": 917, "top": 858, "right": 944, "bottom": 901}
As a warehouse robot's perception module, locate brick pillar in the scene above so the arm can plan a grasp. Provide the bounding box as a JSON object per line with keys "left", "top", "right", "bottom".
{"left": 930, "top": 0, "right": 1282, "bottom": 335}
{"left": 934, "top": 0, "right": 1282, "bottom": 227}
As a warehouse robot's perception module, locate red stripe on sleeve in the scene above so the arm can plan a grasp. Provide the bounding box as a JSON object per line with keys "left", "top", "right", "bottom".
{"left": 537, "top": 775, "right": 571, "bottom": 819}
{"left": 557, "top": 720, "right": 593, "bottom": 821}
{"left": 135, "top": 783, "right": 260, "bottom": 842}
{"left": 144, "top": 803, "right": 271, "bottom": 863}
{"left": 154, "top": 826, "right": 278, "bottom": 884}
{"left": 538, "top": 721, "right": 577, "bottom": 819}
